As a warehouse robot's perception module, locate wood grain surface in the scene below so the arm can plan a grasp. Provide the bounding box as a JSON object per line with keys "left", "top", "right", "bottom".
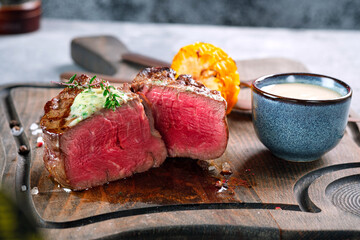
{"left": 0, "top": 55, "right": 360, "bottom": 239}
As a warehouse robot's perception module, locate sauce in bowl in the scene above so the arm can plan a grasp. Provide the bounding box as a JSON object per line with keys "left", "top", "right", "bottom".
{"left": 261, "top": 83, "right": 341, "bottom": 100}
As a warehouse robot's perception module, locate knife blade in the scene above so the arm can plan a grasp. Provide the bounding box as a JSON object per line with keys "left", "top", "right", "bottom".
{"left": 71, "top": 35, "right": 170, "bottom": 81}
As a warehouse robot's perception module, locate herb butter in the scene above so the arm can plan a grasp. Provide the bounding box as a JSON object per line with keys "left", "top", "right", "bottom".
{"left": 68, "top": 88, "right": 132, "bottom": 126}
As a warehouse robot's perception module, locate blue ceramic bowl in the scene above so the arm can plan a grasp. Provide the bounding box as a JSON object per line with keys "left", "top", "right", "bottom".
{"left": 251, "top": 73, "right": 352, "bottom": 162}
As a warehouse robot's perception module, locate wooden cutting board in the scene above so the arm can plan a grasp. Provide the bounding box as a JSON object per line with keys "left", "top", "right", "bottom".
{"left": 1, "top": 60, "right": 360, "bottom": 239}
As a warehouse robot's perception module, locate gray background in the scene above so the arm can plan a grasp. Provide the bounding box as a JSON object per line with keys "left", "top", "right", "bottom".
{"left": 41, "top": 0, "right": 360, "bottom": 30}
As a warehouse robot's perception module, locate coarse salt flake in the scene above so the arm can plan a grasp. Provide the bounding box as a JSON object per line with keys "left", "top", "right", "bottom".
{"left": 31, "top": 187, "right": 39, "bottom": 195}
{"left": 32, "top": 129, "right": 43, "bottom": 135}
{"left": 30, "top": 123, "right": 39, "bottom": 131}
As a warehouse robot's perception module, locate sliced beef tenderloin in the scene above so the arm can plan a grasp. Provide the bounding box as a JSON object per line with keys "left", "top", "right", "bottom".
{"left": 131, "top": 67, "right": 228, "bottom": 160}
{"left": 40, "top": 75, "right": 167, "bottom": 190}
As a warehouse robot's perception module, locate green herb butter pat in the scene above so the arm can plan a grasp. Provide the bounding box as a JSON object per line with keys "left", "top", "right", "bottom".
{"left": 68, "top": 88, "right": 131, "bottom": 126}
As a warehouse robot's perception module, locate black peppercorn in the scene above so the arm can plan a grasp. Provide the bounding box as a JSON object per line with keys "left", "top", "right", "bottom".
{"left": 9, "top": 120, "right": 20, "bottom": 128}
{"left": 18, "top": 145, "right": 29, "bottom": 155}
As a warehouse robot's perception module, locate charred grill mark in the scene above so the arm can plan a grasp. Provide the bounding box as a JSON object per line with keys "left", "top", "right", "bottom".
{"left": 40, "top": 74, "right": 104, "bottom": 135}
{"left": 176, "top": 74, "right": 206, "bottom": 89}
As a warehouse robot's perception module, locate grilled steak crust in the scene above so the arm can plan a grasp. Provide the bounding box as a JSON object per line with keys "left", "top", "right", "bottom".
{"left": 41, "top": 74, "right": 109, "bottom": 135}
{"left": 40, "top": 75, "right": 167, "bottom": 190}
{"left": 131, "top": 67, "right": 221, "bottom": 97}
{"left": 131, "top": 67, "right": 229, "bottom": 160}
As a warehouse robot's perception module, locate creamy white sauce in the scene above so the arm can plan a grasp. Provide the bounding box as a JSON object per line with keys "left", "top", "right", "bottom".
{"left": 67, "top": 88, "right": 132, "bottom": 126}
{"left": 261, "top": 83, "right": 341, "bottom": 100}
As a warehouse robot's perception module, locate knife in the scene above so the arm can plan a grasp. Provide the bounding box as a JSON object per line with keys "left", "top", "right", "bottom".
{"left": 71, "top": 35, "right": 169, "bottom": 81}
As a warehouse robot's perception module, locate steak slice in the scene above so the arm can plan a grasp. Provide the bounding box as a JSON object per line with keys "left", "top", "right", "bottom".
{"left": 131, "top": 67, "right": 228, "bottom": 160}
{"left": 40, "top": 75, "right": 167, "bottom": 190}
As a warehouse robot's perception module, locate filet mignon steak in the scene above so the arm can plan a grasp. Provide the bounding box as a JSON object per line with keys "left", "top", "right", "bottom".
{"left": 131, "top": 67, "right": 229, "bottom": 160}
{"left": 40, "top": 75, "right": 167, "bottom": 190}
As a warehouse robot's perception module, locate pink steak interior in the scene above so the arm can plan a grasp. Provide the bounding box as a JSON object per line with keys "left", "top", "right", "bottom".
{"left": 60, "top": 101, "right": 166, "bottom": 190}
{"left": 145, "top": 86, "right": 228, "bottom": 160}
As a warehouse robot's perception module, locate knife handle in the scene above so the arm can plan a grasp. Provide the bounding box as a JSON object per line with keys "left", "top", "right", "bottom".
{"left": 122, "top": 52, "right": 170, "bottom": 68}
